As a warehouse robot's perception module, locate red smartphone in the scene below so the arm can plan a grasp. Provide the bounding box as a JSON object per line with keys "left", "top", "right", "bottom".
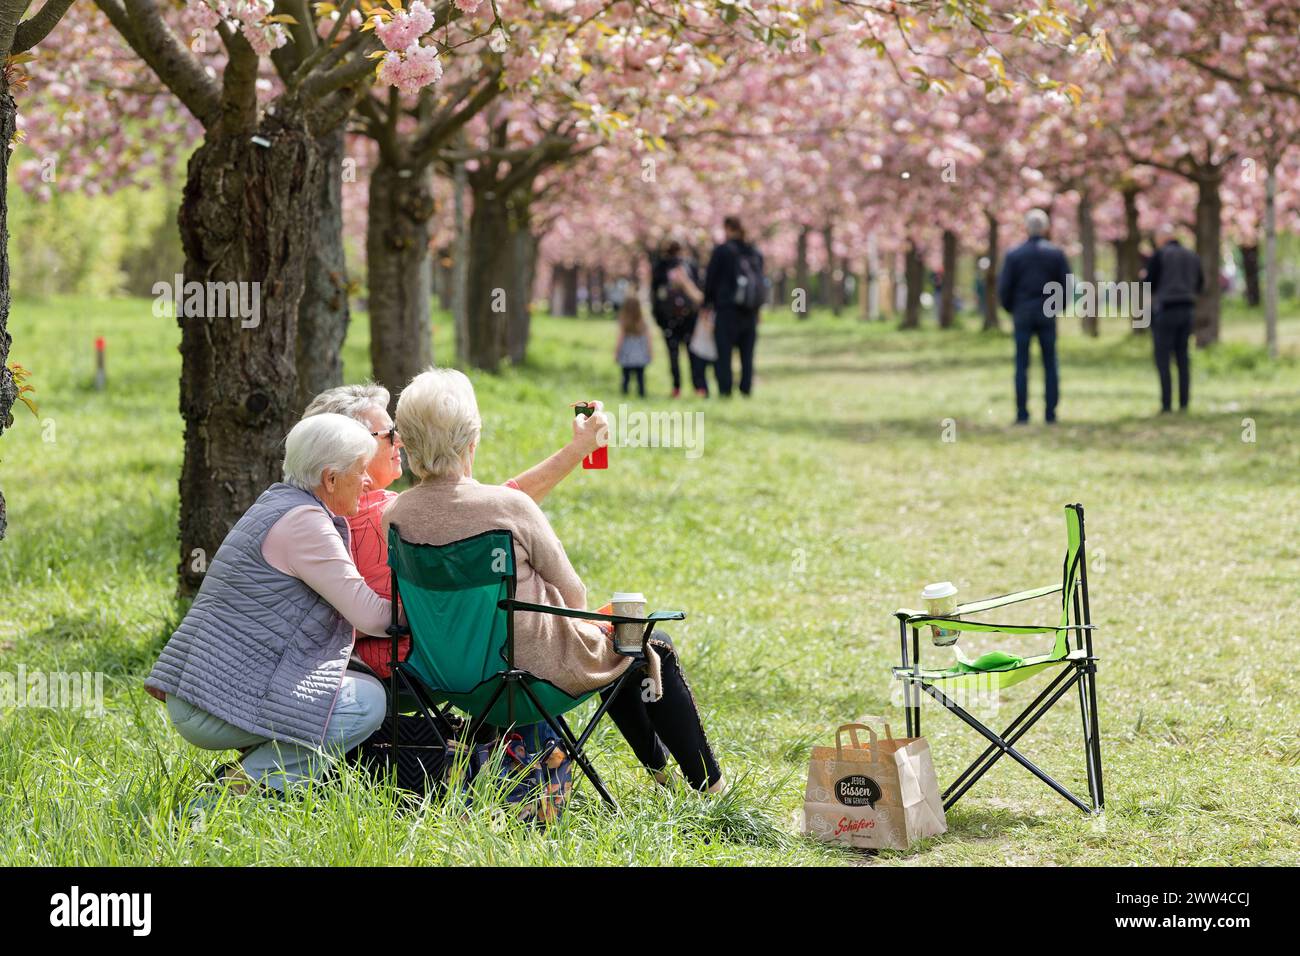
{"left": 574, "top": 403, "right": 608, "bottom": 469}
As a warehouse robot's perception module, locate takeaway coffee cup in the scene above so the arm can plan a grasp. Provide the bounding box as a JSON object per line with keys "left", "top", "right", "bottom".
{"left": 610, "top": 592, "right": 647, "bottom": 652}
{"left": 921, "top": 581, "right": 961, "bottom": 646}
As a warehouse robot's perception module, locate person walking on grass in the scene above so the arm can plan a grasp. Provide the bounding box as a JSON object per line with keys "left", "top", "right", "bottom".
{"left": 615, "top": 297, "right": 652, "bottom": 397}
{"left": 651, "top": 240, "right": 710, "bottom": 397}
{"left": 702, "top": 215, "right": 765, "bottom": 397}
{"left": 1145, "top": 223, "right": 1203, "bottom": 414}
{"left": 998, "top": 207, "right": 1070, "bottom": 424}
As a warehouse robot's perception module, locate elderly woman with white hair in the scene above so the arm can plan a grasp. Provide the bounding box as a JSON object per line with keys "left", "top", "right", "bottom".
{"left": 384, "top": 369, "right": 725, "bottom": 793}
{"left": 302, "top": 382, "right": 610, "bottom": 679}
{"left": 144, "top": 413, "right": 391, "bottom": 795}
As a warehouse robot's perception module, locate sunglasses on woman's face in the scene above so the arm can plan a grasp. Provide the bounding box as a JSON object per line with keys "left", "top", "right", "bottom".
{"left": 371, "top": 427, "right": 400, "bottom": 445}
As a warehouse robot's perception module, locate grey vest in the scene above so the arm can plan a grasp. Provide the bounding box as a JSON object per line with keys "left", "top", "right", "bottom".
{"left": 147, "top": 484, "right": 356, "bottom": 747}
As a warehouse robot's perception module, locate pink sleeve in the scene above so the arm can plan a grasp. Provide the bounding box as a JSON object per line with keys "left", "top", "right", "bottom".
{"left": 263, "top": 505, "right": 392, "bottom": 637}
{"left": 503, "top": 478, "right": 521, "bottom": 490}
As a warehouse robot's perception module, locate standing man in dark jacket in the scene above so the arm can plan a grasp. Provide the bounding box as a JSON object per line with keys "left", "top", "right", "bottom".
{"left": 703, "top": 216, "right": 765, "bottom": 397}
{"left": 651, "top": 240, "right": 709, "bottom": 397}
{"left": 998, "top": 208, "right": 1070, "bottom": 424}
{"left": 1145, "top": 225, "right": 1203, "bottom": 413}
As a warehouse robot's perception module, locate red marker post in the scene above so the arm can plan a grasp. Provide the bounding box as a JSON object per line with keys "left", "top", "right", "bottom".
{"left": 93, "top": 337, "right": 106, "bottom": 391}
{"left": 573, "top": 402, "right": 607, "bottom": 469}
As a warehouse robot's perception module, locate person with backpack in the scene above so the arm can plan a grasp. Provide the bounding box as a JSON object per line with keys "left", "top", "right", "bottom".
{"left": 651, "top": 240, "right": 709, "bottom": 397}
{"left": 702, "top": 216, "right": 765, "bottom": 397}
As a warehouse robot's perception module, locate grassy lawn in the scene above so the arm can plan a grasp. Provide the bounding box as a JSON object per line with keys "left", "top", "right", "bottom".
{"left": 1, "top": 295, "right": 1297, "bottom": 865}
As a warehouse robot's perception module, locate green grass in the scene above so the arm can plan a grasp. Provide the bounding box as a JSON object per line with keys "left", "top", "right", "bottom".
{"left": 1, "top": 295, "right": 1298, "bottom": 865}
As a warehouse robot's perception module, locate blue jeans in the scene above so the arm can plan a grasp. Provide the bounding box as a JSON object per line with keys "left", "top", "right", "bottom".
{"left": 166, "top": 671, "right": 387, "bottom": 791}
{"left": 1013, "top": 315, "right": 1058, "bottom": 421}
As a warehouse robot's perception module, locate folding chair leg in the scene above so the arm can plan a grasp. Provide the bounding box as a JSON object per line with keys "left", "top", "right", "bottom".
{"left": 925, "top": 678, "right": 1093, "bottom": 814}
{"left": 1080, "top": 663, "right": 1104, "bottom": 811}
{"left": 944, "top": 666, "right": 1075, "bottom": 800}
{"left": 516, "top": 680, "right": 619, "bottom": 810}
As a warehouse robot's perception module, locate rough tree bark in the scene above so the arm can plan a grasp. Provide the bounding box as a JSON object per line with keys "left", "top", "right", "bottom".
{"left": 983, "top": 210, "right": 999, "bottom": 331}
{"left": 938, "top": 229, "right": 957, "bottom": 328}
{"left": 902, "top": 240, "right": 924, "bottom": 330}
{"left": 294, "top": 127, "right": 350, "bottom": 412}
{"left": 465, "top": 176, "right": 511, "bottom": 371}
{"left": 367, "top": 158, "right": 435, "bottom": 399}
{"left": 1076, "top": 189, "right": 1098, "bottom": 336}
{"left": 505, "top": 186, "right": 536, "bottom": 364}
{"left": 1193, "top": 172, "right": 1223, "bottom": 347}
{"left": 1118, "top": 184, "right": 1141, "bottom": 286}
{"left": 176, "top": 103, "right": 324, "bottom": 594}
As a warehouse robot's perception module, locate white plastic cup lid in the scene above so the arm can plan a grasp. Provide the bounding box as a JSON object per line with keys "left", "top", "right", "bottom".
{"left": 611, "top": 592, "right": 646, "bottom": 603}
{"left": 921, "top": 582, "right": 958, "bottom": 600}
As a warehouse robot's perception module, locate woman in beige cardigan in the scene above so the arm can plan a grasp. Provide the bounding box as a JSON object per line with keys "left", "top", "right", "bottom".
{"left": 383, "top": 369, "right": 724, "bottom": 793}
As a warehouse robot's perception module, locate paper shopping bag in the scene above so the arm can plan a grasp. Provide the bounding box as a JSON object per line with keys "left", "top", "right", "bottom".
{"left": 801, "top": 719, "right": 947, "bottom": 850}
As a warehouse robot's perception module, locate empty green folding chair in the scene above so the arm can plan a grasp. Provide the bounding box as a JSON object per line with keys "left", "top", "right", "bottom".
{"left": 891, "top": 503, "right": 1104, "bottom": 814}
{"left": 383, "top": 525, "right": 685, "bottom": 809}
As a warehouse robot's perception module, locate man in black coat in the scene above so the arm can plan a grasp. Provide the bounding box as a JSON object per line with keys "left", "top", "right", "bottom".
{"left": 1145, "top": 225, "right": 1204, "bottom": 413}
{"left": 998, "top": 208, "right": 1070, "bottom": 424}
{"left": 702, "top": 216, "right": 765, "bottom": 397}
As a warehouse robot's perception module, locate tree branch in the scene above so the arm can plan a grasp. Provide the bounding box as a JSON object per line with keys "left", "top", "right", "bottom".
{"left": 12, "top": 0, "right": 75, "bottom": 52}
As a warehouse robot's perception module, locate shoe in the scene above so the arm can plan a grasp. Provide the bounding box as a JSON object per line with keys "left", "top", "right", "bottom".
{"left": 1045, "top": 417, "right": 1057, "bottom": 425}
{"left": 671, "top": 388, "right": 681, "bottom": 399}
{"left": 695, "top": 388, "right": 708, "bottom": 398}
{"left": 1159, "top": 407, "right": 1172, "bottom": 415}
{"left": 1014, "top": 418, "right": 1029, "bottom": 426}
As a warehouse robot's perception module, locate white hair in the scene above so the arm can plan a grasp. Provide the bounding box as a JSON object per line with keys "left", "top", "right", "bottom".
{"left": 282, "top": 413, "right": 377, "bottom": 491}
{"left": 1026, "top": 208, "right": 1050, "bottom": 237}
{"left": 302, "top": 383, "right": 391, "bottom": 423}
{"left": 395, "top": 368, "right": 481, "bottom": 481}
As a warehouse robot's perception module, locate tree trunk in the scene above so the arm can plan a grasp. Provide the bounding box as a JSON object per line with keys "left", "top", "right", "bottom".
{"left": 1118, "top": 184, "right": 1141, "bottom": 285}
{"left": 1077, "top": 189, "right": 1098, "bottom": 336}
{"left": 451, "top": 161, "right": 469, "bottom": 364}
{"left": 176, "top": 105, "right": 323, "bottom": 594}
{"left": 795, "top": 227, "right": 810, "bottom": 318}
{"left": 862, "top": 233, "right": 879, "bottom": 321}
{"left": 294, "top": 128, "right": 351, "bottom": 413}
{"left": 1239, "top": 244, "right": 1260, "bottom": 307}
{"left": 367, "top": 158, "right": 435, "bottom": 399}
{"left": 558, "top": 265, "right": 579, "bottom": 316}
{"left": 465, "top": 177, "right": 511, "bottom": 371}
{"left": 939, "top": 229, "right": 958, "bottom": 328}
{"left": 983, "top": 211, "right": 1000, "bottom": 331}
{"left": 1193, "top": 172, "right": 1223, "bottom": 347}
{"left": 1258, "top": 162, "right": 1279, "bottom": 361}
{"left": 821, "top": 225, "right": 837, "bottom": 311}
{"left": 435, "top": 249, "right": 454, "bottom": 311}
{"left": 902, "top": 240, "right": 923, "bottom": 330}
{"left": 506, "top": 189, "right": 536, "bottom": 365}
{"left": 0, "top": 89, "right": 15, "bottom": 542}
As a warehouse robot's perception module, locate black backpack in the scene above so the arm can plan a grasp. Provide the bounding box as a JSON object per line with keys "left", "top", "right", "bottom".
{"left": 732, "top": 244, "right": 764, "bottom": 310}
{"left": 653, "top": 259, "right": 696, "bottom": 332}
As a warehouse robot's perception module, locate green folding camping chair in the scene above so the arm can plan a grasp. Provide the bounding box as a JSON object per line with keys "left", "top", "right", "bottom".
{"left": 891, "top": 503, "right": 1104, "bottom": 814}
{"left": 382, "top": 525, "right": 685, "bottom": 809}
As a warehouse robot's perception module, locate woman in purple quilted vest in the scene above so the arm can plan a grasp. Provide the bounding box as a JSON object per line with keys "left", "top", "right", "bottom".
{"left": 145, "top": 413, "right": 391, "bottom": 797}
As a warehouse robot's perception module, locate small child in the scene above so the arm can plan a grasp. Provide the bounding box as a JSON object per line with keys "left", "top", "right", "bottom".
{"left": 615, "top": 297, "right": 652, "bottom": 397}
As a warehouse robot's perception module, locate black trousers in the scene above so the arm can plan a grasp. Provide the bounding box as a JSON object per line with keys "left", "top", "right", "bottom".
{"left": 714, "top": 312, "right": 757, "bottom": 396}
{"left": 600, "top": 637, "right": 722, "bottom": 790}
{"left": 1153, "top": 307, "right": 1193, "bottom": 410}
{"left": 663, "top": 326, "right": 710, "bottom": 394}
{"left": 621, "top": 366, "right": 645, "bottom": 397}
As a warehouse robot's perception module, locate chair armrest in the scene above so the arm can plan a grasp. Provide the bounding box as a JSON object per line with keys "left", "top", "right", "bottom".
{"left": 498, "top": 599, "right": 686, "bottom": 624}
{"left": 895, "top": 584, "right": 1062, "bottom": 623}
{"left": 900, "top": 614, "right": 1095, "bottom": 635}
